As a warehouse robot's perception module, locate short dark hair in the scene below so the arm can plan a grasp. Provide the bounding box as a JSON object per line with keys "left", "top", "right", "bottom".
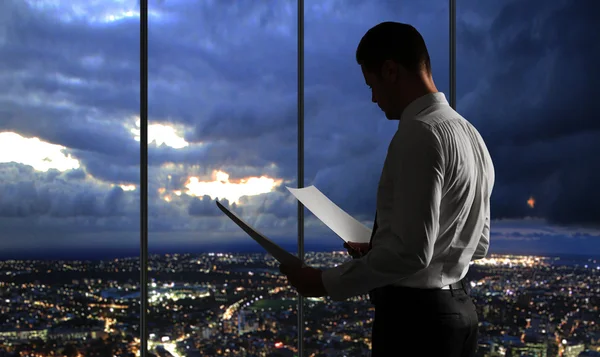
{"left": 356, "top": 22, "right": 431, "bottom": 75}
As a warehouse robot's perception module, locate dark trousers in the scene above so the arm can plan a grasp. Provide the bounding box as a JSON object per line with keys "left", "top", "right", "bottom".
{"left": 370, "top": 282, "right": 479, "bottom": 357}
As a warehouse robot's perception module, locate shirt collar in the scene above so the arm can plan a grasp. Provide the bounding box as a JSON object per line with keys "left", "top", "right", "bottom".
{"left": 399, "top": 92, "right": 448, "bottom": 125}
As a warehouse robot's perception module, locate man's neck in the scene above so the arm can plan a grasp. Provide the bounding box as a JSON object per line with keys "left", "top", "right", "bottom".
{"left": 406, "top": 74, "right": 438, "bottom": 103}
{"left": 390, "top": 77, "right": 439, "bottom": 121}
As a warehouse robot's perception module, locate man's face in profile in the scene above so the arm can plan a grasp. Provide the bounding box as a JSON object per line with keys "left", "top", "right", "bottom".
{"left": 361, "top": 63, "right": 401, "bottom": 120}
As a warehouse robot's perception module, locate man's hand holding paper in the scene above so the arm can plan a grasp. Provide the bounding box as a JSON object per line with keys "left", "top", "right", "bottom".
{"left": 344, "top": 242, "right": 370, "bottom": 258}
{"left": 279, "top": 265, "right": 327, "bottom": 297}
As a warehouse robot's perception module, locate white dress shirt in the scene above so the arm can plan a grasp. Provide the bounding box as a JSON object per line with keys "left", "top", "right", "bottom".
{"left": 321, "top": 92, "right": 495, "bottom": 301}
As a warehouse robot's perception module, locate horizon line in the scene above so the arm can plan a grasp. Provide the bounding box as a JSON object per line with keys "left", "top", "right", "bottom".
{"left": 0, "top": 243, "right": 596, "bottom": 262}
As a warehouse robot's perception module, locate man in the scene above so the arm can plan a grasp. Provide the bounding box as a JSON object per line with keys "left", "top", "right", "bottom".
{"left": 280, "top": 22, "right": 495, "bottom": 356}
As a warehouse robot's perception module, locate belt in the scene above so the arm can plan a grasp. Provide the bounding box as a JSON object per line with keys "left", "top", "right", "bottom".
{"left": 369, "top": 279, "right": 468, "bottom": 305}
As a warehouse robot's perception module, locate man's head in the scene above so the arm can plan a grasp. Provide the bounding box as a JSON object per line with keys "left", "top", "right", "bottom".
{"left": 356, "top": 22, "right": 437, "bottom": 120}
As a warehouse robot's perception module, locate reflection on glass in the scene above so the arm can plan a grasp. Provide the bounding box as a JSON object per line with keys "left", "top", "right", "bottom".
{"left": 303, "top": 2, "right": 449, "bottom": 356}
{"left": 147, "top": 2, "right": 298, "bottom": 356}
{"left": 0, "top": 1, "right": 141, "bottom": 356}
{"left": 456, "top": 1, "right": 599, "bottom": 356}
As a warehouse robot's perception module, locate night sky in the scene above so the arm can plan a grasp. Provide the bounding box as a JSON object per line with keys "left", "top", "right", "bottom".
{"left": 0, "top": 0, "right": 598, "bottom": 258}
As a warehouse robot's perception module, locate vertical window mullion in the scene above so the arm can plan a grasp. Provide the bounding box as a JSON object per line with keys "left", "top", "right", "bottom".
{"left": 140, "top": 0, "right": 149, "bottom": 355}
{"left": 297, "top": 0, "right": 305, "bottom": 355}
{"left": 450, "top": 0, "right": 456, "bottom": 109}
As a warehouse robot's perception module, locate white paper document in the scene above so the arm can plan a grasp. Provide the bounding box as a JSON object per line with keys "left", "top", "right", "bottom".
{"left": 216, "top": 200, "right": 306, "bottom": 268}
{"left": 286, "top": 185, "right": 372, "bottom": 244}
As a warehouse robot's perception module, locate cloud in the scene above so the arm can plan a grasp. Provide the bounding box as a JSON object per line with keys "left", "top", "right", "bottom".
{"left": 255, "top": 191, "right": 297, "bottom": 220}
{"left": 188, "top": 195, "right": 231, "bottom": 217}
{"left": 0, "top": 163, "right": 134, "bottom": 218}
{"left": 457, "top": 0, "right": 600, "bottom": 226}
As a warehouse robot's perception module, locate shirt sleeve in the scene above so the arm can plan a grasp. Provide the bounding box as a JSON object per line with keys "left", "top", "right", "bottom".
{"left": 321, "top": 123, "right": 445, "bottom": 301}
{"left": 472, "top": 213, "right": 490, "bottom": 260}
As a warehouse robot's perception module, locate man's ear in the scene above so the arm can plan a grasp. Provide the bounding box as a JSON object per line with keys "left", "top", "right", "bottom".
{"left": 380, "top": 59, "right": 399, "bottom": 82}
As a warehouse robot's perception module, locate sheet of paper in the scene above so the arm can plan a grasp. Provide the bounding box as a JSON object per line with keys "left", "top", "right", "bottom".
{"left": 216, "top": 200, "right": 306, "bottom": 268}
{"left": 286, "top": 185, "right": 372, "bottom": 244}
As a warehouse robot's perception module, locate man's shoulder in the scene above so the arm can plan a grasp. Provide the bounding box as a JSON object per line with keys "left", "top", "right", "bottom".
{"left": 395, "top": 118, "right": 442, "bottom": 149}
{"left": 418, "top": 104, "right": 463, "bottom": 125}
{"left": 414, "top": 107, "right": 483, "bottom": 139}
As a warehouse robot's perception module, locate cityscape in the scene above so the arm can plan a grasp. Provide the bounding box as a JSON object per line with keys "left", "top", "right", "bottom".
{"left": 0, "top": 251, "right": 599, "bottom": 357}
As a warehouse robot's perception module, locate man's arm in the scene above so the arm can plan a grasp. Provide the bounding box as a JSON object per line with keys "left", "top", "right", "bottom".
{"left": 321, "top": 123, "right": 444, "bottom": 301}
{"left": 472, "top": 215, "right": 490, "bottom": 261}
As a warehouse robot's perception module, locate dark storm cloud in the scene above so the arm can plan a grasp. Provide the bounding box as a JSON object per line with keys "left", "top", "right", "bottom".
{"left": 0, "top": 2, "right": 139, "bottom": 109}
{"left": 189, "top": 96, "right": 297, "bottom": 142}
{"left": 188, "top": 195, "right": 231, "bottom": 217}
{"left": 0, "top": 0, "right": 141, "bottom": 176}
{"left": 53, "top": 124, "right": 137, "bottom": 163}
{"left": 64, "top": 168, "right": 87, "bottom": 180}
{"left": 256, "top": 192, "right": 296, "bottom": 220}
{"left": 0, "top": 164, "right": 133, "bottom": 218}
{"left": 73, "top": 150, "right": 140, "bottom": 184}
{"left": 457, "top": 0, "right": 600, "bottom": 226}
{"left": 146, "top": 0, "right": 297, "bottom": 126}
{"left": 1, "top": 20, "right": 139, "bottom": 112}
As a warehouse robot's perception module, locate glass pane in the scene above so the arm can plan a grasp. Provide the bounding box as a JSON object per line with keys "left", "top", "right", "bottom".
{"left": 457, "top": 0, "right": 600, "bottom": 356}
{"left": 304, "top": 1, "right": 449, "bottom": 355}
{"left": 147, "top": 2, "right": 298, "bottom": 356}
{"left": 0, "top": 1, "right": 141, "bottom": 356}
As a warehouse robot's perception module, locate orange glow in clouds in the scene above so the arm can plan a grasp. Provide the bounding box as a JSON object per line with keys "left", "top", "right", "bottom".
{"left": 158, "top": 169, "right": 283, "bottom": 204}
{"left": 185, "top": 170, "right": 282, "bottom": 204}
{"left": 527, "top": 196, "right": 535, "bottom": 208}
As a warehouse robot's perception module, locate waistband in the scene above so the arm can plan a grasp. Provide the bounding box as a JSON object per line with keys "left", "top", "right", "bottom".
{"left": 369, "top": 279, "right": 469, "bottom": 305}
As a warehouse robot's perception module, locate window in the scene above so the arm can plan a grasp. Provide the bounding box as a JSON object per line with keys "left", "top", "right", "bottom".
{"left": 457, "top": 0, "right": 599, "bottom": 355}
{"left": 6, "top": 1, "right": 594, "bottom": 355}
{"left": 0, "top": 1, "right": 140, "bottom": 356}
{"left": 303, "top": 1, "right": 449, "bottom": 355}
{"left": 147, "top": 1, "right": 298, "bottom": 356}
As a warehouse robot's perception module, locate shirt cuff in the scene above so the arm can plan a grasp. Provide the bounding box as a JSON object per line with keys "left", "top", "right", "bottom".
{"left": 321, "top": 262, "right": 355, "bottom": 301}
